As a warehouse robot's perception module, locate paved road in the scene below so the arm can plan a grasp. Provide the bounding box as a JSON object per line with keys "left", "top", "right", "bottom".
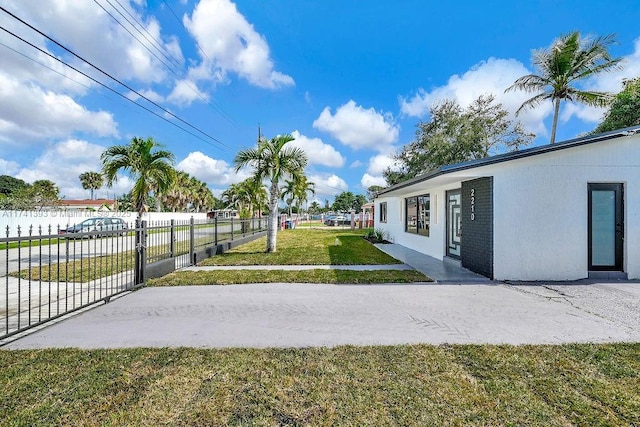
{"left": 0, "top": 225, "right": 238, "bottom": 276}
{"left": 5, "top": 281, "right": 639, "bottom": 349}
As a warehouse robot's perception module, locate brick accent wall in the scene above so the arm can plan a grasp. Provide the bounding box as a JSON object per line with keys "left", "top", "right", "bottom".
{"left": 461, "top": 177, "right": 493, "bottom": 278}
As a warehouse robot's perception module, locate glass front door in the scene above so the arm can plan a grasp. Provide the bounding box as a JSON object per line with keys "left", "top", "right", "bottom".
{"left": 446, "top": 189, "right": 462, "bottom": 258}
{"left": 588, "top": 183, "right": 623, "bottom": 271}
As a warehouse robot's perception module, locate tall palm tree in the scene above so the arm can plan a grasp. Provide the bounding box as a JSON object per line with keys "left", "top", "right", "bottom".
{"left": 101, "top": 136, "right": 176, "bottom": 218}
{"left": 234, "top": 134, "right": 307, "bottom": 252}
{"left": 506, "top": 31, "right": 621, "bottom": 144}
{"left": 79, "top": 171, "right": 103, "bottom": 200}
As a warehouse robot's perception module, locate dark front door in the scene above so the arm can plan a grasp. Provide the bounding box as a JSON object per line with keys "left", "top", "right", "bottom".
{"left": 588, "top": 183, "right": 624, "bottom": 271}
{"left": 446, "top": 189, "right": 462, "bottom": 259}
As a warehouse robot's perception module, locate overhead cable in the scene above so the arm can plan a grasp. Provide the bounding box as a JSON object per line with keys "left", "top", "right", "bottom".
{"left": 0, "top": 5, "right": 231, "bottom": 150}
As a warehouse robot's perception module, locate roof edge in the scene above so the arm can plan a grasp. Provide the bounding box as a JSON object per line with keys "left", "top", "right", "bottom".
{"left": 377, "top": 125, "right": 640, "bottom": 196}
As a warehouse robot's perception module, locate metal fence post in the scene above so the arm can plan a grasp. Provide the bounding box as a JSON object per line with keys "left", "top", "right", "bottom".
{"left": 170, "top": 219, "right": 175, "bottom": 258}
{"left": 231, "top": 217, "right": 234, "bottom": 241}
{"left": 214, "top": 216, "right": 218, "bottom": 246}
{"left": 134, "top": 219, "right": 141, "bottom": 286}
{"left": 134, "top": 219, "right": 148, "bottom": 286}
{"left": 189, "top": 216, "right": 195, "bottom": 265}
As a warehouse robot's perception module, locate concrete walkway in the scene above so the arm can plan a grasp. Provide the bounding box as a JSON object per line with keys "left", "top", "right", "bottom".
{"left": 374, "top": 243, "right": 490, "bottom": 282}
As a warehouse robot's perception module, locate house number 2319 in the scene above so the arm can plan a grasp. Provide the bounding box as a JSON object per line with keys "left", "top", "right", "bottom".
{"left": 470, "top": 188, "right": 475, "bottom": 221}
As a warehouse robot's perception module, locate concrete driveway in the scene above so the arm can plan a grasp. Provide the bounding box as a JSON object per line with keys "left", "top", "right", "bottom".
{"left": 4, "top": 281, "right": 639, "bottom": 349}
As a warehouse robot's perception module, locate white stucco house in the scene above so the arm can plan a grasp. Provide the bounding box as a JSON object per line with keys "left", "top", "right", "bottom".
{"left": 374, "top": 126, "right": 640, "bottom": 281}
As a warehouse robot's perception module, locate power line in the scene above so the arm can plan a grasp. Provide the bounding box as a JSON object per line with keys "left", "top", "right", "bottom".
{"left": 98, "top": 0, "right": 238, "bottom": 126}
{"left": 95, "top": 0, "right": 182, "bottom": 71}
{"left": 161, "top": 0, "right": 213, "bottom": 64}
{"left": 156, "top": 0, "right": 238, "bottom": 127}
{"left": 0, "top": 40, "right": 92, "bottom": 92}
{"left": 0, "top": 24, "right": 228, "bottom": 151}
{"left": 0, "top": 5, "right": 231, "bottom": 150}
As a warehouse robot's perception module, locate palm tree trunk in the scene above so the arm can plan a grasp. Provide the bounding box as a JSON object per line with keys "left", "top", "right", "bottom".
{"left": 550, "top": 98, "right": 560, "bottom": 144}
{"left": 267, "top": 181, "right": 279, "bottom": 252}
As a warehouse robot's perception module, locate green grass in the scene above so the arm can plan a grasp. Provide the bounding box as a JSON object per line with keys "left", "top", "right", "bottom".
{"left": 1, "top": 343, "right": 638, "bottom": 425}
{"left": 199, "top": 228, "right": 400, "bottom": 266}
{"left": 149, "top": 269, "right": 431, "bottom": 285}
{"left": 0, "top": 238, "right": 60, "bottom": 250}
{"left": 9, "top": 228, "right": 263, "bottom": 283}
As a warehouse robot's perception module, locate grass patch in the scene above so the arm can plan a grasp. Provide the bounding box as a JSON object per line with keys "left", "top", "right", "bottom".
{"left": 199, "top": 228, "right": 399, "bottom": 266}
{"left": 148, "top": 269, "right": 431, "bottom": 286}
{"left": 0, "top": 238, "right": 61, "bottom": 250}
{"left": 1, "top": 343, "right": 638, "bottom": 425}
{"left": 9, "top": 229, "right": 264, "bottom": 283}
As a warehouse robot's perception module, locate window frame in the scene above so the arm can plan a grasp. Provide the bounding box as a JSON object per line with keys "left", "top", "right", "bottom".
{"left": 379, "top": 202, "right": 387, "bottom": 223}
{"left": 405, "top": 194, "right": 430, "bottom": 236}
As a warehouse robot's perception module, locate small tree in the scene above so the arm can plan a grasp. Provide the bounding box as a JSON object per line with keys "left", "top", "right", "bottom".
{"left": 234, "top": 134, "right": 308, "bottom": 253}
{"left": 79, "top": 171, "right": 103, "bottom": 200}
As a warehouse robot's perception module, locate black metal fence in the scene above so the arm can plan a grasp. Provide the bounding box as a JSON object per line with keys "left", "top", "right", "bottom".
{"left": 0, "top": 217, "right": 267, "bottom": 341}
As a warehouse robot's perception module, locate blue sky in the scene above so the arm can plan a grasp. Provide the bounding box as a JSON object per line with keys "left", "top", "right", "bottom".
{"left": 1, "top": 0, "right": 639, "bottom": 205}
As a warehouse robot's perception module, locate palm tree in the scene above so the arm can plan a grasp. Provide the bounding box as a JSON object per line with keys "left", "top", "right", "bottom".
{"left": 101, "top": 136, "right": 176, "bottom": 218}
{"left": 161, "top": 171, "right": 191, "bottom": 212}
{"left": 281, "top": 179, "right": 296, "bottom": 217}
{"left": 234, "top": 134, "right": 307, "bottom": 252}
{"left": 79, "top": 171, "right": 103, "bottom": 200}
{"left": 293, "top": 175, "right": 315, "bottom": 216}
{"left": 506, "top": 31, "right": 621, "bottom": 144}
{"left": 309, "top": 201, "right": 321, "bottom": 215}
{"left": 222, "top": 178, "right": 267, "bottom": 218}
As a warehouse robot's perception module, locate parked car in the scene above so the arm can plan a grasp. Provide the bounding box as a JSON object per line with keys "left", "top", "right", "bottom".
{"left": 60, "top": 217, "right": 127, "bottom": 238}
{"left": 325, "top": 215, "right": 348, "bottom": 226}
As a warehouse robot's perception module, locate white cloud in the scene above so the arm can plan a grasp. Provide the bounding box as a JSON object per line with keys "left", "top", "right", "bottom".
{"left": 0, "top": 73, "right": 118, "bottom": 145}
{"left": 399, "top": 57, "right": 551, "bottom": 136}
{"left": 400, "top": 42, "right": 640, "bottom": 138}
{"left": 307, "top": 173, "right": 348, "bottom": 199}
{"left": 12, "top": 139, "right": 131, "bottom": 200}
{"left": 366, "top": 153, "right": 395, "bottom": 176}
{"left": 127, "top": 89, "right": 166, "bottom": 103}
{"left": 0, "top": 0, "right": 180, "bottom": 85}
{"left": 350, "top": 160, "right": 363, "bottom": 168}
{"left": 361, "top": 173, "right": 387, "bottom": 189}
{"left": 313, "top": 100, "right": 399, "bottom": 151}
{"left": 177, "top": 151, "right": 249, "bottom": 186}
{"left": 290, "top": 131, "right": 345, "bottom": 168}
{"left": 357, "top": 153, "right": 396, "bottom": 189}
{"left": 167, "top": 79, "right": 209, "bottom": 106}
{"left": 0, "top": 158, "right": 20, "bottom": 175}
{"left": 184, "top": 0, "right": 294, "bottom": 90}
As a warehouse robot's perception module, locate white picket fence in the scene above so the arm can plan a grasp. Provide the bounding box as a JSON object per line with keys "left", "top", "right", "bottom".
{"left": 0, "top": 210, "right": 209, "bottom": 238}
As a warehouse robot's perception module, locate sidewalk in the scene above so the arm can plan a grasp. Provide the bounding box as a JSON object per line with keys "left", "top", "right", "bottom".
{"left": 5, "top": 281, "right": 639, "bottom": 349}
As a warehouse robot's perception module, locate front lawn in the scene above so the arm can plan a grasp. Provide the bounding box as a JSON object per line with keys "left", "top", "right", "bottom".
{"left": 199, "top": 228, "right": 400, "bottom": 266}
{"left": 1, "top": 343, "right": 638, "bottom": 425}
